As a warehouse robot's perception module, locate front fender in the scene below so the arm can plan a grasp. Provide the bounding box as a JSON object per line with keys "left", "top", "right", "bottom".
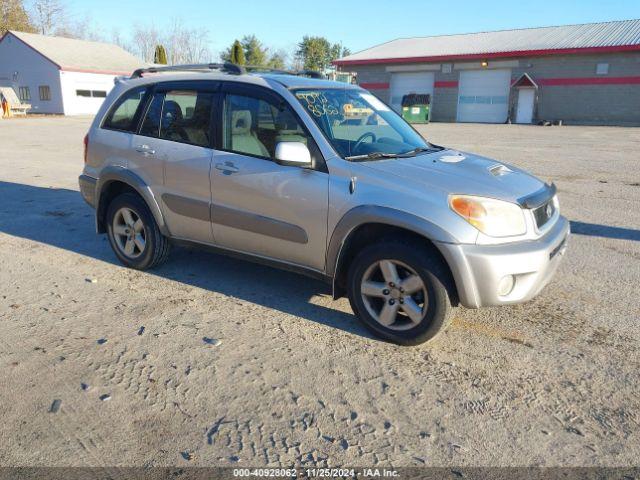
{"left": 326, "top": 205, "right": 458, "bottom": 297}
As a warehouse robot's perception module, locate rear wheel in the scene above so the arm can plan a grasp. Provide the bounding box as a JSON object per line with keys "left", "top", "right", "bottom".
{"left": 347, "top": 240, "right": 454, "bottom": 346}
{"left": 106, "top": 193, "right": 170, "bottom": 270}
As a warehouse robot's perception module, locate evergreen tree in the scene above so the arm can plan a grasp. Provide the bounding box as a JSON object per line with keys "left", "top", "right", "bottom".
{"left": 296, "top": 36, "right": 350, "bottom": 72}
{"left": 229, "top": 40, "right": 245, "bottom": 65}
{"left": 154, "top": 44, "right": 168, "bottom": 64}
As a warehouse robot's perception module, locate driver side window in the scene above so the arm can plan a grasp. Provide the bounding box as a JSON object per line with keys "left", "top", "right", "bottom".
{"left": 222, "top": 93, "right": 314, "bottom": 160}
{"left": 139, "top": 89, "right": 213, "bottom": 148}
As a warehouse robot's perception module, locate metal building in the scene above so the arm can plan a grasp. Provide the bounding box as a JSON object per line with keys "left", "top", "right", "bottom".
{"left": 334, "top": 20, "right": 640, "bottom": 125}
{"left": 0, "top": 31, "right": 147, "bottom": 115}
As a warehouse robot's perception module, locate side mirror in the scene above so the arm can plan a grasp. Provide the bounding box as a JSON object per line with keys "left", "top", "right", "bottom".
{"left": 275, "top": 142, "right": 312, "bottom": 168}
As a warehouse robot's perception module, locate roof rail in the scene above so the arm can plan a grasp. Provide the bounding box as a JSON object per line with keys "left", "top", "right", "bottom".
{"left": 243, "top": 65, "right": 325, "bottom": 79}
{"left": 130, "top": 62, "right": 245, "bottom": 79}
{"left": 129, "top": 62, "right": 325, "bottom": 80}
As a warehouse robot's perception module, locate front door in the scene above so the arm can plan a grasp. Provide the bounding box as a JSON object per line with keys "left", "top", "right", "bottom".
{"left": 209, "top": 84, "right": 329, "bottom": 271}
{"left": 134, "top": 81, "right": 217, "bottom": 243}
{"left": 515, "top": 88, "right": 535, "bottom": 124}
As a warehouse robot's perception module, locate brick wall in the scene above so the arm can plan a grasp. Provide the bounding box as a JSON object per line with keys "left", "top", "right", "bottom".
{"left": 345, "top": 52, "right": 640, "bottom": 125}
{"left": 512, "top": 53, "right": 640, "bottom": 125}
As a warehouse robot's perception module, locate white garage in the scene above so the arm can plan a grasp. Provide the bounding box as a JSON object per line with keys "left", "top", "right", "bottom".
{"left": 456, "top": 69, "right": 511, "bottom": 123}
{"left": 389, "top": 71, "right": 434, "bottom": 113}
{"left": 0, "top": 30, "right": 146, "bottom": 115}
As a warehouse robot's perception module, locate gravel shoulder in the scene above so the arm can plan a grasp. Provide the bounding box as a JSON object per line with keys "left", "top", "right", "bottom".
{"left": 0, "top": 117, "right": 639, "bottom": 467}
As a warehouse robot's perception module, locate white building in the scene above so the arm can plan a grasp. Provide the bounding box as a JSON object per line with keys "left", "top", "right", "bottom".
{"left": 0, "top": 31, "right": 147, "bottom": 115}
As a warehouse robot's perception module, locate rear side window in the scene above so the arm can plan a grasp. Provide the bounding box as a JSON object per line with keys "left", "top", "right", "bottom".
{"left": 139, "top": 89, "right": 213, "bottom": 147}
{"left": 103, "top": 87, "right": 147, "bottom": 132}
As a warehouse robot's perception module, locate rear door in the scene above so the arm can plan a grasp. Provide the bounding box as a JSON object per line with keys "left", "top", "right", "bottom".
{"left": 209, "top": 83, "right": 329, "bottom": 271}
{"left": 133, "top": 81, "right": 218, "bottom": 244}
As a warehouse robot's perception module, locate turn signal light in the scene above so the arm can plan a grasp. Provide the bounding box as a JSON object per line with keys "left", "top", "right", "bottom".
{"left": 449, "top": 194, "right": 527, "bottom": 237}
{"left": 450, "top": 196, "right": 487, "bottom": 229}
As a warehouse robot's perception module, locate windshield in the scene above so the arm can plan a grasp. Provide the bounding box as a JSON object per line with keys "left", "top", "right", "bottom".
{"left": 293, "top": 88, "right": 436, "bottom": 160}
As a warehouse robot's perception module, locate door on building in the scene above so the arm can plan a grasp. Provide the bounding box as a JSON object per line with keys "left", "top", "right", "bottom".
{"left": 515, "top": 88, "right": 535, "bottom": 124}
{"left": 389, "top": 71, "right": 434, "bottom": 113}
{"left": 457, "top": 69, "right": 511, "bottom": 123}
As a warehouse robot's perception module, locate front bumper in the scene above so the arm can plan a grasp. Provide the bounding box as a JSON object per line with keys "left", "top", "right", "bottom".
{"left": 436, "top": 215, "right": 570, "bottom": 308}
{"left": 79, "top": 174, "right": 97, "bottom": 208}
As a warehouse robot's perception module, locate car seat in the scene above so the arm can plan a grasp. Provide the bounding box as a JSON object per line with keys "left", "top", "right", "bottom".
{"left": 275, "top": 109, "right": 307, "bottom": 145}
{"left": 184, "top": 101, "right": 210, "bottom": 147}
{"left": 162, "top": 100, "right": 189, "bottom": 142}
{"left": 231, "top": 110, "right": 269, "bottom": 157}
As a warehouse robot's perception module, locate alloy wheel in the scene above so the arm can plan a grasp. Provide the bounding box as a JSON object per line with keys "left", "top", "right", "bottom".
{"left": 112, "top": 207, "right": 146, "bottom": 259}
{"left": 360, "top": 259, "right": 428, "bottom": 331}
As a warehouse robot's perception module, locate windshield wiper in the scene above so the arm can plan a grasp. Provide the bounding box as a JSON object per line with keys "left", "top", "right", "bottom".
{"left": 345, "top": 152, "right": 404, "bottom": 161}
{"left": 400, "top": 146, "right": 441, "bottom": 156}
{"left": 345, "top": 147, "right": 440, "bottom": 161}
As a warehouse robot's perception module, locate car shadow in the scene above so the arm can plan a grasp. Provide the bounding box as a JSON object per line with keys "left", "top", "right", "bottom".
{"left": 0, "top": 180, "right": 374, "bottom": 340}
{"left": 570, "top": 221, "right": 640, "bottom": 242}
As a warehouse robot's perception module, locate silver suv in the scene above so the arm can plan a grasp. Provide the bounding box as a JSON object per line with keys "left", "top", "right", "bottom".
{"left": 79, "top": 63, "right": 569, "bottom": 346}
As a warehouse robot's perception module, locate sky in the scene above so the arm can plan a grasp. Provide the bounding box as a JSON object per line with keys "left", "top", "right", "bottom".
{"left": 65, "top": 0, "right": 640, "bottom": 59}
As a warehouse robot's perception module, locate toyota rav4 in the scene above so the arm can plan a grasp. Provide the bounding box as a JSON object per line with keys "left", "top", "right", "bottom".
{"left": 79, "top": 63, "right": 569, "bottom": 346}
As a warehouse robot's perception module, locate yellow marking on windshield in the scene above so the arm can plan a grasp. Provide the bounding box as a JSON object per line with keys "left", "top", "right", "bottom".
{"left": 295, "top": 92, "right": 339, "bottom": 117}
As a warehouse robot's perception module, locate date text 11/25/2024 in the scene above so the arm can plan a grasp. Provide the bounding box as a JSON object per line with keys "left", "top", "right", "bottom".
{"left": 233, "top": 468, "right": 399, "bottom": 477}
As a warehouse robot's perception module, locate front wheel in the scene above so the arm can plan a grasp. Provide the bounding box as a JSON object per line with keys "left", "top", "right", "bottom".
{"left": 347, "top": 240, "right": 455, "bottom": 346}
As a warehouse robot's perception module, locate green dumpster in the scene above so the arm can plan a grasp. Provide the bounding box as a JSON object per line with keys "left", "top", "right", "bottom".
{"left": 401, "top": 94, "right": 431, "bottom": 124}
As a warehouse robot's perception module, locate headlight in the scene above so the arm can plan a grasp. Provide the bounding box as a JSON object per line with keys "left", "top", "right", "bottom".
{"left": 449, "top": 195, "right": 526, "bottom": 237}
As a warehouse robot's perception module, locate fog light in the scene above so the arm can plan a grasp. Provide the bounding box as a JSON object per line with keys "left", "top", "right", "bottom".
{"left": 497, "top": 275, "right": 515, "bottom": 297}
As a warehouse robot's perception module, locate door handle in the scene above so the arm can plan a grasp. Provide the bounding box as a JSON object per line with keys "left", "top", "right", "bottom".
{"left": 215, "top": 162, "right": 239, "bottom": 174}
{"left": 135, "top": 144, "right": 155, "bottom": 155}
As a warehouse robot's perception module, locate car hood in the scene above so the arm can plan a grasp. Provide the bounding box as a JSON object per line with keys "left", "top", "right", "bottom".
{"left": 358, "top": 149, "right": 546, "bottom": 203}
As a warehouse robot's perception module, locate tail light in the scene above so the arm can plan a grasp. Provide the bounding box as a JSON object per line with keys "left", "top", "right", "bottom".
{"left": 83, "top": 134, "right": 89, "bottom": 164}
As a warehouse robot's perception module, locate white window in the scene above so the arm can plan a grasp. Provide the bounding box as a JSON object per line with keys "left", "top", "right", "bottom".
{"left": 596, "top": 63, "right": 609, "bottom": 75}
{"left": 442, "top": 64, "right": 452, "bottom": 74}
{"left": 39, "top": 85, "right": 51, "bottom": 101}
{"left": 18, "top": 86, "right": 30, "bottom": 102}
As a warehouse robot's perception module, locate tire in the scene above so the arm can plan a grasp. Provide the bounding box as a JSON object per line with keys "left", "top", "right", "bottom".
{"left": 347, "top": 239, "right": 455, "bottom": 346}
{"left": 105, "top": 192, "right": 170, "bottom": 270}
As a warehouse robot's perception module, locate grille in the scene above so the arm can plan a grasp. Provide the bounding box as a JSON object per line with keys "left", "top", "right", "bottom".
{"left": 533, "top": 200, "right": 555, "bottom": 229}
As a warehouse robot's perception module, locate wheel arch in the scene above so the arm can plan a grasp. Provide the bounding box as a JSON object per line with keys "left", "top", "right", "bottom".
{"left": 327, "top": 206, "right": 459, "bottom": 302}
{"left": 95, "top": 167, "right": 169, "bottom": 236}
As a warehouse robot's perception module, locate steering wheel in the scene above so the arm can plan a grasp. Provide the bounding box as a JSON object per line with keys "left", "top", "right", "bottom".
{"left": 353, "top": 132, "right": 377, "bottom": 153}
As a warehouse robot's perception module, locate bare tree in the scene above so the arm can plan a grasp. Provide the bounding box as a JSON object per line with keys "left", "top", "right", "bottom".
{"left": 164, "top": 19, "right": 210, "bottom": 64}
{"left": 110, "top": 27, "right": 133, "bottom": 53}
{"left": 55, "top": 13, "right": 103, "bottom": 41}
{"left": 130, "top": 23, "right": 162, "bottom": 63}
{"left": 131, "top": 20, "right": 210, "bottom": 64}
{"left": 30, "top": 0, "right": 65, "bottom": 35}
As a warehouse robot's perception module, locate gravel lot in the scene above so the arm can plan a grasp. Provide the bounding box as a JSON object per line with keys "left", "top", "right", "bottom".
{"left": 0, "top": 117, "right": 639, "bottom": 468}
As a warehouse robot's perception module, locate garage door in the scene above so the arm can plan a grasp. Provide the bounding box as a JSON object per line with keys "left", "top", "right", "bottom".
{"left": 457, "top": 69, "right": 511, "bottom": 123}
{"left": 390, "top": 72, "right": 434, "bottom": 113}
